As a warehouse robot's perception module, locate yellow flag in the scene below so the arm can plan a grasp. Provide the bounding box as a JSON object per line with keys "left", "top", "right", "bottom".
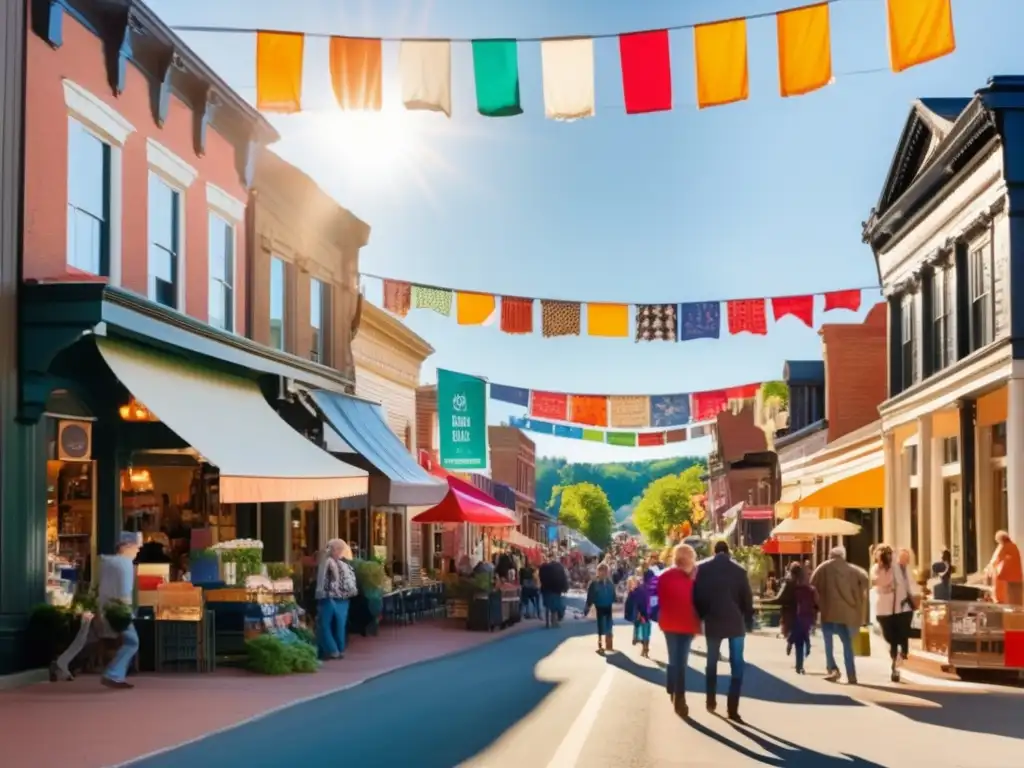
{"left": 887, "top": 0, "right": 956, "bottom": 73}
{"left": 256, "top": 32, "right": 305, "bottom": 113}
{"left": 587, "top": 303, "right": 629, "bottom": 337}
{"left": 777, "top": 4, "right": 832, "bottom": 98}
{"left": 456, "top": 292, "right": 496, "bottom": 325}
{"left": 694, "top": 19, "right": 749, "bottom": 109}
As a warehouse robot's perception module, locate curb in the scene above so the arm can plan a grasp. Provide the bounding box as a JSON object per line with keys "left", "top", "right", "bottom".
{"left": 110, "top": 621, "right": 553, "bottom": 767}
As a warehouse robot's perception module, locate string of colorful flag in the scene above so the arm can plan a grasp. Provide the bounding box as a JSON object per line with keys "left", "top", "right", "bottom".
{"left": 175, "top": 0, "right": 958, "bottom": 118}
{"left": 507, "top": 415, "right": 715, "bottom": 447}
{"left": 376, "top": 276, "right": 874, "bottom": 341}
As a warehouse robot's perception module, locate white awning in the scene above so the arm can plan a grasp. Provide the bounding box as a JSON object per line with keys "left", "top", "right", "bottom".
{"left": 97, "top": 339, "right": 367, "bottom": 503}
{"left": 771, "top": 517, "right": 862, "bottom": 538}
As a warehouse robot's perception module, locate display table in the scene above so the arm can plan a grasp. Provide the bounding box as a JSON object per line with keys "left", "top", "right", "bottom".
{"left": 920, "top": 599, "right": 1024, "bottom": 672}
{"left": 205, "top": 586, "right": 302, "bottom": 665}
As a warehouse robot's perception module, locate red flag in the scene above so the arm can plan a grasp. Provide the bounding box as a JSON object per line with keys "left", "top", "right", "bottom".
{"left": 530, "top": 391, "right": 568, "bottom": 421}
{"left": 823, "top": 289, "right": 862, "bottom": 312}
{"left": 726, "top": 299, "right": 768, "bottom": 335}
{"left": 726, "top": 383, "right": 760, "bottom": 400}
{"left": 772, "top": 295, "right": 814, "bottom": 327}
{"left": 638, "top": 432, "right": 666, "bottom": 447}
{"left": 692, "top": 390, "right": 728, "bottom": 421}
{"left": 619, "top": 30, "right": 672, "bottom": 114}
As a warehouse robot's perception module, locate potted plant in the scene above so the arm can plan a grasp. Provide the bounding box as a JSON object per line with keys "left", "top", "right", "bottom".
{"left": 103, "top": 601, "right": 134, "bottom": 633}
{"left": 351, "top": 559, "right": 387, "bottom": 635}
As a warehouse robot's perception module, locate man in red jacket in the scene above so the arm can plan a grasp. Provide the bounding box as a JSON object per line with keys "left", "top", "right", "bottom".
{"left": 657, "top": 543, "right": 701, "bottom": 718}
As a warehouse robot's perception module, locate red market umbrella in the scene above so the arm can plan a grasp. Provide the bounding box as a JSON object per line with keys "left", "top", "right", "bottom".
{"left": 412, "top": 475, "right": 516, "bottom": 526}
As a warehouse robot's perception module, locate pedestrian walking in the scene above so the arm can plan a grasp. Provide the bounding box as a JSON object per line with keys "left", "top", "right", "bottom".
{"left": 872, "top": 544, "right": 918, "bottom": 682}
{"left": 692, "top": 541, "right": 753, "bottom": 722}
{"left": 811, "top": 545, "right": 868, "bottom": 685}
{"left": 519, "top": 562, "right": 541, "bottom": 619}
{"left": 96, "top": 537, "right": 142, "bottom": 689}
{"left": 624, "top": 574, "right": 653, "bottom": 657}
{"left": 657, "top": 543, "right": 701, "bottom": 719}
{"left": 986, "top": 531, "right": 1023, "bottom": 606}
{"left": 539, "top": 554, "right": 569, "bottom": 628}
{"left": 585, "top": 563, "right": 617, "bottom": 653}
{"left": 765, "top": 562, "right": 817, "bottom": 674}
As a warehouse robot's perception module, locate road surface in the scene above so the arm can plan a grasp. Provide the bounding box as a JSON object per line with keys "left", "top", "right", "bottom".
{"left": 128, "top": 610, "right": 1024, "bottom": 768}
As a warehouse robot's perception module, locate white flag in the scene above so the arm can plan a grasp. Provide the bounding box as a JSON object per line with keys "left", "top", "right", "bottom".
{"left": 400, "top": 40, "right": 452, "bottom": 117}
{"left": 541, "top": 38, "right": 595, "bottom": 121}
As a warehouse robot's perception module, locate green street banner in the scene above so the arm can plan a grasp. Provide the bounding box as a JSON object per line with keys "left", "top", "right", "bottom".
{"left": 437, "top": 369, "right": 488, "bottom": 470}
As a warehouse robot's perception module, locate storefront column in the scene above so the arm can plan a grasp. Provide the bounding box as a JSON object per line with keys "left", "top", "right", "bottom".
{"left": 895, "top": 444, "right": 913, "bottom": 551}
{"left": 1007, "top": 377, "right": 1024, "bottom": 544}
{"left": 883, "top": 432, "right": 897, "bottom": 547}
{"left": 975, "top": 425, "right": 996, "bottom": 561}
{"left": 928, "top": 432, "right": 945, "bottom": 563}
{"left": 916, "top": 416, "right": 933, "bottom": 566}
{"left": 958, "top": 400, "right": 979, "bottom": 575}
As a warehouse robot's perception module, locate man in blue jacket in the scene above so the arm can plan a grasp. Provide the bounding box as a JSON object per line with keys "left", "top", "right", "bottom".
{"left": 692, "top": 540, "right": 754, "bottom": 722}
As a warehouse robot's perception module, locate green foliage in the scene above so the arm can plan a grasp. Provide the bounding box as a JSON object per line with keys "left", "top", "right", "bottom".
{"left": 559, "top": 482, "right": 615, "bottom": 549}
{"left": 189, "top": 548, "right": 217, "bottom": 563}
{"left": 759, "top": 381, "right": 789, "bottom": 408}
{"left": 72, "top": 585, "right": 98, "bottom": 614}
{"left": 265, "top": 562, "right": 292, "bottom": 580}
{"left": 221, "top": 547, "right": 263, "bottom": 582}
{"left": 246, "top": 634, "right": 319, "bottom": 675}
{"left": 352, "top": 559, "right": 387, "bottom": 592}
{"left": 290, "top": 625, "right": 316, "bottom": 646}
{"left": 537, "top": 456, "right": 707, "bottom": 517}
{"left": 633, "top": 466, "right": 705, "bottom": 547}
{"left": 733, "top": 545, "right": 771, "bottom": 590}
{"left": 25, "top": 604, "right": 77, "bottom": 668}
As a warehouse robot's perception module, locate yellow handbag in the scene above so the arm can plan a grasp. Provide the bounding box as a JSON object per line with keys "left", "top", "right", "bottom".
{"left": 852, "top": 626, "right": 872, "bottom": 657}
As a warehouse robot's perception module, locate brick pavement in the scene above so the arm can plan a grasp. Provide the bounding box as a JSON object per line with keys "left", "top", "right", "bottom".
{"left": 0, "top": 618, "right": 544, "bottom": 768}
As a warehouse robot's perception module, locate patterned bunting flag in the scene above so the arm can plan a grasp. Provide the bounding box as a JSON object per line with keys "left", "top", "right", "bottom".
{"left": 490, "top": 383, "right": 530, "bottom": 407}
{"left": 638, "top": 432, "right": 666, "bottom": 447}
{"left": 383, "top": 280, "right": 412, "bottom": 317}
{"left": 650, "top": 394, "right": 691, "bottom": 428}
{"left": 694, "top": 19, "right": 749, "bottom": 109}
{"left": 635, "top": 304, "right": 677, "bottom": 342}
{"left": 619, "top": 30, "right": 672, "bottom": 114}
{"left": 607, "top": 431, "right": 637, "bottom": 447}
{"left": 587, "top": 303, "right": 629, "bottom": 338}
{"left": 329, "top": 37, "right": 383, "bottom": 111}
{"left": 665, "top": 428, "right": 688, "bottom": 444}
{"left": 569, "top": 395, "right": 609, "bottom": 427}
{"left": 824, "top": 289, "right": 862, "bottom": 312}
{"left": 679, "top": 302, "right": 721, "bottom": 341}
{"left": 457, "top": 292, "right": 496, "bottom": 325}
{"left": 582, "top": 429, "right": 604, "bottom": 443}
{"left": 609, "top": 396, "right": 650, "bottom": 428}
{"left": 256, "top": 32, "right": 305, "bottom": 113}
{"left": 541, "top": 301, "right": 582, "bottom": 337}
{"left": 689, "top": 424, "right": 711, "bottom": 440}
{"left": 776, "top": 4, "right": 833, "bottom": 98}
{"left": 771, "top": 295, "right": 814, "bottom": 328}
{"left": 886, "top": 0, "right": 956, "bottom": 73}
{"left": 501, "top": 297, "right": 534, "bottom": 334}
{"left": 691, "top": 390, "right": 728, "bottom": 422}
{"left": 530, "top": 391, "right": 569, "bottom": 421}
{"left": 541, "top": 38, "right": 596, "bottom": 121}
{"left": 400, "top": 40, "right": 452, "bottom": 116}
{"left": 472, "top": 40, "right": 523, "bottom": 117}
{"left": 727, "top": 299, "right": 768, "bottom": 335}
{"left": 509, "top": 415, "right": 528, "bottom": 429}
{"left": 413, "top": 286, "right": 453, "bottom": 316}
{"left": 554, "top": 424, "right": 584, "bottom": 439}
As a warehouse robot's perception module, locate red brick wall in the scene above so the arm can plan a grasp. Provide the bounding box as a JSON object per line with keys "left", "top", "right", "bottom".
{"left": 822, "top": 303, "right": 887, "bottom": 441}
{"left": 24, "top": 14, "right": 247, "bottom": 330}
{"left": 488, "top": 426, "right": 536, "bottom": 505}
{"left": 715, "top": 405, "right": 766, "bottom": 464}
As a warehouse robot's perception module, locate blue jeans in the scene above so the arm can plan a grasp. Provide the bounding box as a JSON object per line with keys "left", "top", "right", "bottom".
{"left": 317, "top": 598, "right": 350, "bottom": 658}
{"left": 634, "top": 620, "right": 652, "bottom": 643}
{"left": 596, "top": 607, "right": 613, "bottom": 635}
{"left": 104, "top": 623, "right": 139, "bottom": 683}
{"left": 663, "top": 631, "right": 694, "bottom": 694}
{"left": 822, "top": 622, "right": 857, "bottom": 679}
{"left": 706, "top": 635, "right": 746, "bottom": 699}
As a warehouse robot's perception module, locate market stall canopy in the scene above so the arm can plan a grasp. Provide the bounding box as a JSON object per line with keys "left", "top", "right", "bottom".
{"left": 771, "top": 517, "right": 862, "bottom": 537}
{"left": 310, "top": 390, "right": 447, "bottom": 506}
{"left": 565, "top": 530, "right": 602, "bottom": 557}
{"left": 412, "top": 476, "right": 517, "bottom": 525}
{"left": 502, "top": 529, "right": 545, "bottom": 550}
{"left": 96, "top": 339, "right": 367, "bottom": 504}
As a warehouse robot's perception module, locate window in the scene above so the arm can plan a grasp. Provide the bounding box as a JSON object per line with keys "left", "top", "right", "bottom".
{"left": 269, "top": 257, "right": 286, "bottom": 350}
{"left": 148, "top": 174, "right": 180, "bottom": 309}
{"left": 310, "top": 278, "right": 328, "bottom": 363}
{"left": 901, "top": 293, "right": 917, "bottom": 388}
{"left": 907, "top": 444, "right": 919, "bottom": 477}
{"left": 208, "top": 214, "right": 234, "bottom": 332}
{"left": 969, "top": 241, "right": 993, "bottom": 351}
{"left": 931, "top": 266, "right": 952, "bottom": 372}
{"left": 67, "top": 119, "right": 111, "bottom": 275}
{"left": 942, "top": 436, "right": 959, "bottom": 465}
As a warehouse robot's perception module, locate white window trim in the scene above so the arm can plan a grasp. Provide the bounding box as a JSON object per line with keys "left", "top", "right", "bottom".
{"left": 147, "top": 138, "right": 198, "bottom": 189}
{"left": 269, "top": 255, "right": 287, "bottom": 351}
{"left": 206, "top": 183, "right": 246, "bottom": 224}
{"left": 63, "top": 79, "right": 135, "bottom": 287}
{"left": 206, "top": 184, "right": 245, "bottom": 334}
{"left": 146, "top": 171, "right": 187, "bottom": 312}
{"left": 209, "top": 211, "right": 240, "bottom": 334}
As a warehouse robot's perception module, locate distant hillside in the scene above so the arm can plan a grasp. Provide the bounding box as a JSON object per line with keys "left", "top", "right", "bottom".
{"left": 537, "top": 456, "right": 707, "bottom": 518}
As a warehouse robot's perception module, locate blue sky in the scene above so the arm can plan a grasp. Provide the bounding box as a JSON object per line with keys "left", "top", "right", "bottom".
{"left": 151, "top": 0, "right": 1017, "bottom": 463}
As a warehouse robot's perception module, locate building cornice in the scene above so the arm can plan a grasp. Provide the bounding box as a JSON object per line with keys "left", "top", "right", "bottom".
{"left": 359, "top": 302, "right": 434, "bottom": 361}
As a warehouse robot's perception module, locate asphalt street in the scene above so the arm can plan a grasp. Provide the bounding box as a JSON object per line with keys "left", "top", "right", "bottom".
{"left": 128, "top": 604, "right": 1024, "bottom": 768}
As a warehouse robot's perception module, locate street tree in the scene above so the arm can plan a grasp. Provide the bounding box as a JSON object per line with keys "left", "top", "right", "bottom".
{"left": 633, "top": 466, "right": 705, "bottom": 547}
{"left": 559, "top": 482, "right": 615, "bottom": 549}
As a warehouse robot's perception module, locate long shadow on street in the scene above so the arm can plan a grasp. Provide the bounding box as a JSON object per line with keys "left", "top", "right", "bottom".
{"left": 857, "top": 684, "right": 1024, "bottom": 741}
{"left": 128, "top": 620, "right": 595, "bottom": 768}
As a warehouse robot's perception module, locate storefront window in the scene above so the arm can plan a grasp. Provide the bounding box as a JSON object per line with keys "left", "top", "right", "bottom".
{"left": 992, "top": 422, "right": 1007, "bottom": 458}
{"left": 996, "top": 468, "right": 1009, "bottom": 533}
{"left": 942, "top": 437, "right": 959, "bottom": 465}
{"left": 48, "top": 459, "right": 95, "bottom": 584}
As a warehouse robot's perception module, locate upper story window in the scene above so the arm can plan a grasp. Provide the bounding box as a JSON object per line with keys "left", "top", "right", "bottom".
{"left": 67, "top": 119, "right": 111, "bottom": 276}
{"left": 969, "top": 239, "right": 993, "bottom": 352}
{"left": 931, "top": 266, "right": 952, "bottom": 373}
{"left": 942, "top": 436, "right": 960, "bottom": 465}
{"left": 208, "top": 214, "right": 235, "bottom": 332}
{"left": 269, "top": 257, "right": 287, "bottom": 351}
{"left": 906, "top": 444, "right": 919, "bottom": 477}
{"left": 310, "top": 278, "right": 329, "bottom": 363}
{"left": 901, "top": 293, "right": 917, "bottom": 389}
{"left": 147, "top": 174, "right": 180, "bottom": 309}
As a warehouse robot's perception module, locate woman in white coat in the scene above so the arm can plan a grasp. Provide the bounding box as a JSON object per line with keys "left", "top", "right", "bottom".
{"left": 871, "top": 545, "right": 918, "bottom": 682}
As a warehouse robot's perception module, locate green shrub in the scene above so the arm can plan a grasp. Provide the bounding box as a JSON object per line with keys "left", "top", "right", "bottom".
{"left": 266, "top": 562, "right": 292, "bottom": 580}
{"left": 103, "top": 602, "right": 133, "bottom": 632}
{"left": 246, "top": 634, "right": 320, "bottom": 675}
{"left": 25, "top": 604, "right": 76, "bottom": 668}
{"left": 351, "top": 559, "right": 387, "bottom": 592}
{"left": 291, "top": 625, "right": 316, "bottom": 646}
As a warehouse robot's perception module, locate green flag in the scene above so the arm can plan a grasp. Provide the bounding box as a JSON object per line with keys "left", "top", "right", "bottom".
{"left": 472, "top": 40, "right": 522, "bottom": 117}
{"left": 437, "top": 369, "right": 488, "bottom": 470}
{"left": 582, "top": 429, "right": 604, "bottom": 443}
{"left": 607, "top": 431, "right": 637, "bottom": 447}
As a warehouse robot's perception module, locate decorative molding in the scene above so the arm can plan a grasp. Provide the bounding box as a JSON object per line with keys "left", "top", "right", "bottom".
{"left": 62, "top": 79, "right": 135, "bottom": 145}
{"left": 146, "top": 138, "right": 198, "bottom": 189}
{"left": 206, "top": 182, "right": 245, "bottom": 223}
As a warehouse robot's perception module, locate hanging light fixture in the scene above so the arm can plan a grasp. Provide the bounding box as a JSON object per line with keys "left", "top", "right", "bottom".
{"left": 118, "top": 396, "right": 159, "bottom": 422}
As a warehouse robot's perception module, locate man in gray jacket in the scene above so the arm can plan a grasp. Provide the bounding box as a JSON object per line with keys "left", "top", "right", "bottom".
{"left": 811, "top": 545, "right": 869, "bottom": 684}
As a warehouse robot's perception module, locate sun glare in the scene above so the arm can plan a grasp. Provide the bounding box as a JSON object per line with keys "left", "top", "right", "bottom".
{"left": 311, "top": 109, "right": 423, "bottom": 177}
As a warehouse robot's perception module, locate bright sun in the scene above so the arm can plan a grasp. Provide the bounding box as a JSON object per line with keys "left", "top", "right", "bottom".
{"left": 308, "top": 109, "right": 423, "bottom": 178}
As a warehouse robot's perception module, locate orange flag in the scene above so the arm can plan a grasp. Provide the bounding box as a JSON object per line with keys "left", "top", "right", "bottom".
{"left": 456, "top": 292, "right": 496, "bottom": 325}
{"left": 887, "top": 0, "right": 956, "bottom": 73}
{"left": 329, "top": 37, "right": 383, "bottom": 111}
{"left": 256, "top": 32, "right": 305, "bottom": 113}
{"left": 693, "top": 19, "right": 748, "bottom": 109}
{"left": 777, "top": 4, "right": 832, "bottom": 98}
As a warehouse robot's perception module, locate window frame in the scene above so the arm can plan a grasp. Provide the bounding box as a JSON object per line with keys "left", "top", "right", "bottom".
{"left": 930, "top": 265, "right": 952, "bottom": 373}
{"left": 269, "top": 256, "right": 287, "bottom": 351}
{"left": 310, "top": 277, "right": 330, "bottom": 364}
{"left": 206, "top": 183, "right": 245, "bottom": 333}
{"left": 66, "top": 119, "right": 111, "bottom": 277}
{"left": 968, "top": 237, "right": 994, "bottom": 352}
{"left": 207, "top": 212, "right": 236, "bottom": 333}
{"left": 901, "top": 292, "right": 917, "bottom": 389}
{"left": 63, "top": 79, "right": 135, "bottom": 283}
{"left": 146, "top": 138, "right": 197, "bottom": 311}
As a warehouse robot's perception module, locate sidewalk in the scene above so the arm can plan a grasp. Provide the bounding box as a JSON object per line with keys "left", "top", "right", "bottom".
{"left": 0, "top": 619, "right": 543, "bottom": 768}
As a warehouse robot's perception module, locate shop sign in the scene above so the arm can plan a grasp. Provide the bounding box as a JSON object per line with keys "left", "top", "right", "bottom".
{"left": 437, "top": 369, "right": 488, "bottom": 471}
{"left": 57, "top": 420, "right": 92, "bottom": 461}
